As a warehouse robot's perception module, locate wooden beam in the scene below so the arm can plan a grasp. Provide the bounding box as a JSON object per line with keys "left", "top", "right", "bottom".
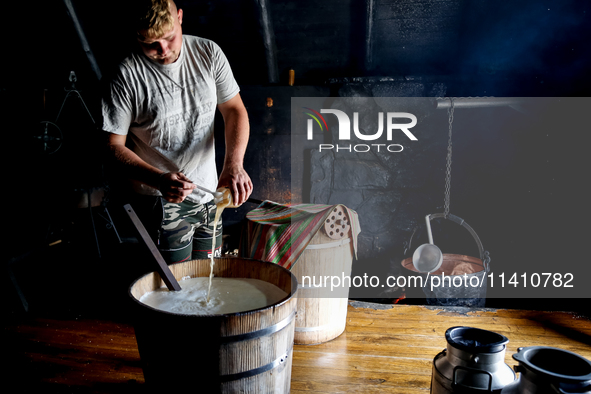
{"left": 253, "top": 0, "right": 280, "bottom": 84}
{"left": 365, "top": 0, "right": 378, "bottom": 72}
{"left": 62, "top": 0, "right": 102, "bottom": 81}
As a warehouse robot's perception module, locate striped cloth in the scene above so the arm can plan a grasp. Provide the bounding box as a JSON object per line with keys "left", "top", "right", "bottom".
{"left": 239, "top": 201, "right": 360, "bottom": 270}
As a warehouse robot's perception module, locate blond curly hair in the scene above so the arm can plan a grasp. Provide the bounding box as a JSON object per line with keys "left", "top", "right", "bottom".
{"left": 134, "top": 0, "right": 177, "bottom": 38}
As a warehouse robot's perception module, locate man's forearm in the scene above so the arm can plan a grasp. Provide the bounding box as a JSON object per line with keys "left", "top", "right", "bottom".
{"left": 106, "top": 139, "right": 164, "bottom": 189}
{"left": 222, "top": 104, "right": 250, "bottom": 169}
{"left": 216, "top": 94, "right": 253, "bottom": 204}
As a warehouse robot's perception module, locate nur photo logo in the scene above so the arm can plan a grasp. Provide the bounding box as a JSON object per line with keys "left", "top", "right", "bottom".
{"left": 303, "top": 107, "right": 418, "bottom": 153}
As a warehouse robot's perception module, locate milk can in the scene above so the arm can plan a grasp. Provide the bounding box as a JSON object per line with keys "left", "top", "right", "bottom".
{"left": 501, "top": 346, "right": 591, "bottom": 394}
{"left": 431, "top": 327, "right": 516, "bottom": 394}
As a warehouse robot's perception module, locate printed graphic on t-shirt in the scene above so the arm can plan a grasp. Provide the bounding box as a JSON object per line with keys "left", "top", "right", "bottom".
{"left": 102, "top": 35, "right": 239, "bottom": 203}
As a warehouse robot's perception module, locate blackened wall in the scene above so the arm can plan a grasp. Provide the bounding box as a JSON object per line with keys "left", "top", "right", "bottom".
{"left": 1, "top": 1, "right": 590, "bottom": 310}
{"left": 3, "top": 0, "right": 589, "bottom": 93}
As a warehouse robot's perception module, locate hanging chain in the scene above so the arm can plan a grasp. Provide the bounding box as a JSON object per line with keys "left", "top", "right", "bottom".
{"left": 444, "top": 97, "right": 454, "bottom": 218}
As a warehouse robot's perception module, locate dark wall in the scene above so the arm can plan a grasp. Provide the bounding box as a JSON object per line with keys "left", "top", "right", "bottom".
{"left": 299, "top": 94, "right": 591, "bottom": 303}
{"left": 2, "top": 0, "right": 590, "bottom": 302}
{"left": 3, "top": 0, "right": 589, "bottom": 92}
{"left": 2, "top": 0, "right": 589, "bottom": 210}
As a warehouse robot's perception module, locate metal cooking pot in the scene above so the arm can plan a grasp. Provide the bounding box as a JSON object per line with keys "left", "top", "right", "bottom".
{"left": 501, "top": 346, "right": 591, "bottom": 394}
{"left": 402, "top": 213, "right": 491, "bottom": 307}
{"left": 431, "top": 327, "right": 516, "bottom": 394}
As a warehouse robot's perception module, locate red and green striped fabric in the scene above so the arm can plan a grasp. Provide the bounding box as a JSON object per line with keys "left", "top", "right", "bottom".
{"left": 239, "top": 201, "right": 360, "bottom": 270}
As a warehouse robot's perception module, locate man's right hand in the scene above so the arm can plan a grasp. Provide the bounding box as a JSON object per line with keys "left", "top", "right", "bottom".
{"left": 158, "top": 172, "right": 196, "bottom": 203}
{"left": 106, "top": 133, "right": 196, "bottom": 203}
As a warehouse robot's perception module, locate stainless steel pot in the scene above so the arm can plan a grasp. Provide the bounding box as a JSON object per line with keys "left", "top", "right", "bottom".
{"left": 431, "top": 327, "right": 516, "bottom": 394}
{"left": 501, "top": 346, "right": 591, "bottom": 394}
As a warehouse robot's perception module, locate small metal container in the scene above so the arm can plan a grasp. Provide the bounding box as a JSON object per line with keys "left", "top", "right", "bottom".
{"left": 431, "top": 327, "right": 516, "bottom": 394}
{"left": 501, "top": 346, "right": 591, "bottom": 394}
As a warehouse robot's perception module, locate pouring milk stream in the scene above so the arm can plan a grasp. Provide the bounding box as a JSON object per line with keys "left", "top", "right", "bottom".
{"left": 207, "top": 187, "right": 236, "bottom": 302}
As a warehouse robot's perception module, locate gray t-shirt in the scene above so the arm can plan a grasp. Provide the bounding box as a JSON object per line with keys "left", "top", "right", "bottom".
{"left": 102, "top": 35, "right": 240, "bottom": 203}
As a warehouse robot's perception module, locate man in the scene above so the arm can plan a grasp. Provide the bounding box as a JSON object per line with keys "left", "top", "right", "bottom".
{"left": 103, "top": 0, "right": 252, "bottom": 263}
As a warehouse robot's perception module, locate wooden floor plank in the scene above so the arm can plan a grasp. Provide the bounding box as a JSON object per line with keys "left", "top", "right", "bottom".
{"left": 291, "top": 365, "right": 432, "bottom": 386}
{"left": 295, "top": 339, "right": 591, "bottom": 362}
{"left": 5, "top": 302, "right": 591, "bottom": 393}
{"left": 347, "top": 305, "right": 591, "bottom": 330}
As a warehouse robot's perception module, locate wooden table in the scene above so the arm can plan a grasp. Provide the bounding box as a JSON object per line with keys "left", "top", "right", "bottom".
{"left": 5, "top": 302, "right": 591, "bottom": 393}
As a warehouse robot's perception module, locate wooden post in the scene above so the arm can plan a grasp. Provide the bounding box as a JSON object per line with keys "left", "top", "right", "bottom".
{"left": 124, "top": 204, "right": 181, "bottom": 292}
{"left": 365, "top": 0, "right": 377, "bottom": 72}
{"left": 62, "top": 0, "right": 102, "bottom": 81}
{"left": 253, "top": 0, "right": 279, "bottom": 84}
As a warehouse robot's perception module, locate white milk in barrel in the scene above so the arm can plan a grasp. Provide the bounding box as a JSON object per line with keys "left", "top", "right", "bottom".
{"left": 139, "top": 276, "right": 288, "bottom": 315}
{"left": 140, "top": 187, "right": 283, "bottom": 315}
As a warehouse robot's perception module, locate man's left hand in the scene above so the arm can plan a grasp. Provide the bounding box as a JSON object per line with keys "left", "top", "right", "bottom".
{"left": 218, "top": 164, "right": 253, "bottom": 206}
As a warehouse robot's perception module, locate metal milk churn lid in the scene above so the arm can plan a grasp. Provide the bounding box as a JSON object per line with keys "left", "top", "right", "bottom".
{"left": 431, "top": 327, "right": 516, "bottom": 394}
{"left": 501, "top": 346, "right": 591, "bottom": 394}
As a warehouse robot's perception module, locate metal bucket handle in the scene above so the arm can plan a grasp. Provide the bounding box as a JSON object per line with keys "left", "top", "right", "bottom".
{"left": 404, "top": 213, "right": 491, "bottom": 273}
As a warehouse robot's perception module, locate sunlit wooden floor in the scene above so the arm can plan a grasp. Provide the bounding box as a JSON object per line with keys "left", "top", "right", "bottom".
{"left": 291, "top": 302, "right": 591, "bottom": 393}
{"left": 5, "top": 302, "right": 591, "bottom": 393}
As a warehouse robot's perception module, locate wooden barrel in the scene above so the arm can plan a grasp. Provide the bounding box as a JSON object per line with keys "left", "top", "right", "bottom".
{"left": 128, "top": 257, "right": 298, "bottom": 393}
{"left": 290, "top": 228, "right": 354, "bottom": 345}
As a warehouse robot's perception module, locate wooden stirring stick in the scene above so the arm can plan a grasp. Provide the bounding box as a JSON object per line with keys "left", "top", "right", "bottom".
{"left": 124, "top": 204, "right": 182, "bottom": 291}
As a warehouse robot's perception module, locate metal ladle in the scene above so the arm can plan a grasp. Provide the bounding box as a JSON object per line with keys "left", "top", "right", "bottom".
{"left": 191, "top": 181, "right": 264, "bottom": 205}
{"left": 412, "top": 214, "right": 443, "bottom": 273}
{"left": 192, "top": 183, "right": 224, "bottom": 203}
{"left": 178, "top": 168, "right": 223, "bottom": 202}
